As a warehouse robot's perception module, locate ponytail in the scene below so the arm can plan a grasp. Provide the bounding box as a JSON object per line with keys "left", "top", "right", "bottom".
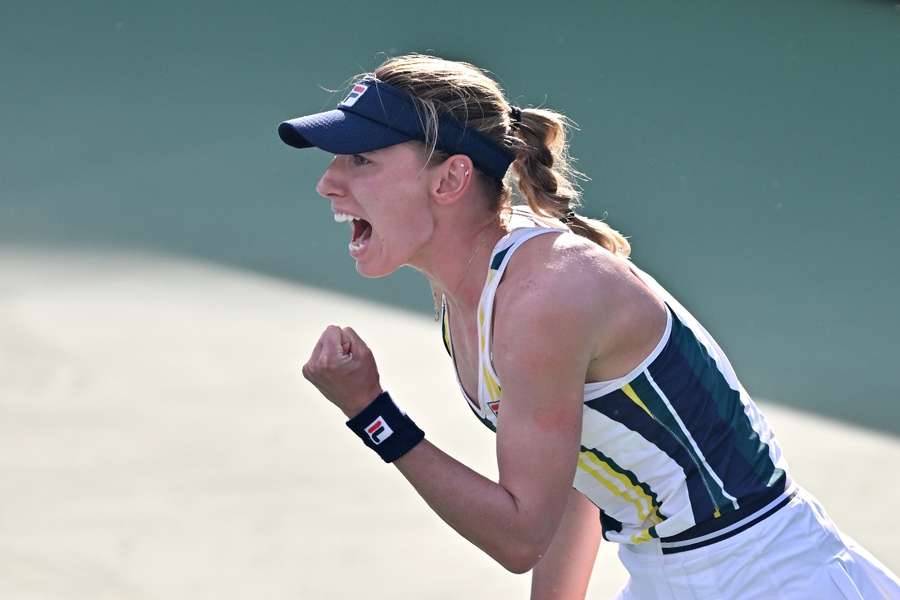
{"left": 371, "top": 54, "right": 630, "bottom": 257}
{"left": 510, "top": 109, "right": 631, "bottom": 258}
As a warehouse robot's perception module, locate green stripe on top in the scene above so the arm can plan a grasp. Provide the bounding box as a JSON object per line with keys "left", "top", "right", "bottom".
{"left": 490, "top": 246, "right": 510, "bottom": 271}
{"left": 627, "top": 373, "right": 735, "bottom": 514}
{"left": 653, "top": 314, "right": 783, "bottom": 494}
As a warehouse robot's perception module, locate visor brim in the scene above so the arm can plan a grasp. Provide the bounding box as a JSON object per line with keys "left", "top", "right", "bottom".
{"left": 277, "top": 109, "right": 413, "bottom": 155}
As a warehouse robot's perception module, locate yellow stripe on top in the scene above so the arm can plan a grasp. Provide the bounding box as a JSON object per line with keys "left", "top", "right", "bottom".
{"left": 483, "top": 364, "right": 502, "bottom": 402}
{"left": 629, "top": 529, "right": 654, "bottom": 545}
{"left": 578, "top": 451, "right": 663, "bottom": 526}
{"left": 442, "top": 309, "right": 453, "bottom": 357}
{"left": 478, "top": 306, "right": 486, "bottom": 352}
{"left": 622, "top": 382, "right": 653, "bottom": 417}
{"left": 478, "top": 271, "right": 494, "bottom": 353}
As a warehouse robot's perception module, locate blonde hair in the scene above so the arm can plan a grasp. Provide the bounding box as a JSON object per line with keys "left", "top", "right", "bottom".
{"left": 369, "top": 53, "right": 631, "bottom": 258}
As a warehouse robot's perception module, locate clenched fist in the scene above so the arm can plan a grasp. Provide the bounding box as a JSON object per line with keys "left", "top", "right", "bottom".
{"left": 302, "top": 325, "right": 384, "bottom": 418}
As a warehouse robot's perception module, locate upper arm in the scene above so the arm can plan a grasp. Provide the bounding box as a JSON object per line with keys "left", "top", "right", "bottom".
{"left": 489, "top": 236, "right": 608, "bottom": 555}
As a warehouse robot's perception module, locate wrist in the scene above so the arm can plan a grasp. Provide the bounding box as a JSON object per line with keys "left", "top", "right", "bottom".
{"left": 345, "top": 391, "right": 424, "bottom": 462}
{"left": 341, "top": 386, "right": 385, "bottom": 420}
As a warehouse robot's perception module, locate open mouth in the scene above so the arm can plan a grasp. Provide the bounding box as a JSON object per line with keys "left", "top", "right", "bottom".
{"left": 334, "top": 212, "right": 373, "bottom": 257}
{"left": 351, "top": 218, "right": 372, "bottom": 244}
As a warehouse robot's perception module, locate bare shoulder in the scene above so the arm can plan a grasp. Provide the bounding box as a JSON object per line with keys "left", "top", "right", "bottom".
{"left": 496, "top": 230, "right": 647, "bottom": 318}
{"left": 493, "top": 231, "right": 667, "bottom": 377}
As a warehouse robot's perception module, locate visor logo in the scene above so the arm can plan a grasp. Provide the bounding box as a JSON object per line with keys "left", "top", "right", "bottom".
{"left": 340, "top": 83, "right": 369, "bottom": 107}
{"left": 365, "top": 416, "right": 393, "bottom": 445}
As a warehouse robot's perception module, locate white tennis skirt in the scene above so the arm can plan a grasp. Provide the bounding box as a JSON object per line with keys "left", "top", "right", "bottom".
{"left": 614, "top": 486, "right": 900, "bottom": 599}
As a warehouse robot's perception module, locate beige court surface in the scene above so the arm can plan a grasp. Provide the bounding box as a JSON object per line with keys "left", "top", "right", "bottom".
{"left": 1, "top": 248, "right": 898, "bottom": 599}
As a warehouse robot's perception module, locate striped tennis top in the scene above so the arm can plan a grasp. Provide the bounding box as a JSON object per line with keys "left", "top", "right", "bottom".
{"left": 440, "top": 210, "right": 790, "bottom": 546}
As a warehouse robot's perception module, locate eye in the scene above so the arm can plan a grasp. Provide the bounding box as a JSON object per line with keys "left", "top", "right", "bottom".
{"left": 350, "top": 154, "right": 371, "bottom": 166}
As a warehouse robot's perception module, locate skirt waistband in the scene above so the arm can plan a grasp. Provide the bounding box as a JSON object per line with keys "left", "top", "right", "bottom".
{"left": 657, "top": 483, "right": 797, "bottom": 555}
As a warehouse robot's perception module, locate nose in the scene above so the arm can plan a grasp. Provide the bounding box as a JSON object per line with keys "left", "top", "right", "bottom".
{"left": 315, "top": 157, "right": 345, "bottom": 200}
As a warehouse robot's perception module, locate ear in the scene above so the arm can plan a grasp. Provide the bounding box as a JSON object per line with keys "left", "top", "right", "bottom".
{"left": 431, "top": 154, "right": 473, "bottom": 206}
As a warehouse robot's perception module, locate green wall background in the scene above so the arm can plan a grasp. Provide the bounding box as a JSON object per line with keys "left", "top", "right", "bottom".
{"left": 2, "top": 1, "right": 898, "bottom": 433}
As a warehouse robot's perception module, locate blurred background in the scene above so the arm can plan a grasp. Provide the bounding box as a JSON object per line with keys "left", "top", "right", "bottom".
{"left": 3, "top": 0, "right": 898, "bottom": 431}
{"left": 2, "top": 1, "right": 898, "bottom": 598}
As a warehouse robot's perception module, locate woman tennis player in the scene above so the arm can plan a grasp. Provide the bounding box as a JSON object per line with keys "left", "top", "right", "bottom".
{"left": 278, "top": 54, "right": 899, "bottom": 599}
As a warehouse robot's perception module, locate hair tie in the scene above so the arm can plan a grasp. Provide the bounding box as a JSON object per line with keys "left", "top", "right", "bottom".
{"left": 562, "top": 208, "right": 576, "bottom": 225}
{"left": 509, "top": 105, "right": 522, "bottom": 125}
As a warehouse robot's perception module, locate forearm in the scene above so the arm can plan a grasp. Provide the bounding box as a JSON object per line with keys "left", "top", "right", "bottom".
{"left": 393, "top": 439, "right": 549, "bottom": 573}
{"left": 530, "top": 490, "right": 602, "bottom": 600}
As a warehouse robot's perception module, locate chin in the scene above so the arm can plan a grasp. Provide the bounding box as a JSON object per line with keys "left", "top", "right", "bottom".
{"left": 354, "top": 261, "right": 399, "bottom": 279}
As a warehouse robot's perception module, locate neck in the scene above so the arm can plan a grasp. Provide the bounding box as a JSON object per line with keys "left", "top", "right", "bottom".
{"left": 412, "top": 212, "right": 508, "bottom": 315}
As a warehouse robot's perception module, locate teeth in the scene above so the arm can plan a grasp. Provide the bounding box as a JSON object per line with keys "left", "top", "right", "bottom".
{"left": 333, "top": 212, "right": 355, "bottom": 223}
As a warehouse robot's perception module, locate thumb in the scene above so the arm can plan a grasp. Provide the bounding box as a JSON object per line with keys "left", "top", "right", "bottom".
{"left": 341, "top": 326, "right": 369, "bottom": 356}
{"left": 339, "top": 330, "right": 351, "bottom": 355}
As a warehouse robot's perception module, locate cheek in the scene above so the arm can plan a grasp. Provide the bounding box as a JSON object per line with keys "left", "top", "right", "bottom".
{"left": 380, "top": 209, "right": 432, "bottom": 254}
{"left": 376, "top": 181, "right": 433, "bottom": 250}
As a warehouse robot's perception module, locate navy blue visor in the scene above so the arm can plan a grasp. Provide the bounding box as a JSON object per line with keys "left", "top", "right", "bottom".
{"left": 278, "top": 78, "right": 514, "bottom": 182}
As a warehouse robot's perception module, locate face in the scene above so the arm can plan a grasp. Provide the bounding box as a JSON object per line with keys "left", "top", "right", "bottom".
{"left": 315, "top": 141, "right": 436, "bottom": 278}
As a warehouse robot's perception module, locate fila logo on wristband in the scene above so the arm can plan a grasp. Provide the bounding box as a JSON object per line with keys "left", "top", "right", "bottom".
{"left": 365, "top": 416, "right": 394, "bottom": 445}
{"left": 346, "top": 392, "right": 424, "bottom": 462}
